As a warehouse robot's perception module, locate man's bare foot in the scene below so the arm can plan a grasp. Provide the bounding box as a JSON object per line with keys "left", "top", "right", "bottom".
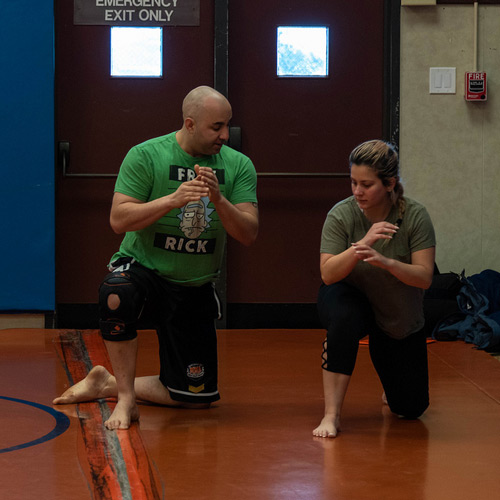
{"left": 312, "top": 415, "right": 341, "bottom": 438}
{"left": 105, "top": 398, "right": 140, "bottom": 430}
{"left": 53, "top": 366, "right": 115, "bottom": 405}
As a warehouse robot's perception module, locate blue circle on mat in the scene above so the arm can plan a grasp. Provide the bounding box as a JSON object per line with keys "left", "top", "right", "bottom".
{"left": 0, "top": 396, "right": 71, "bottom": 453}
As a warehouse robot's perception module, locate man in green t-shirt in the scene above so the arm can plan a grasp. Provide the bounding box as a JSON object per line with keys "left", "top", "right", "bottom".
{"left": 53, "top": 86, "right": 259, "bottom": 430}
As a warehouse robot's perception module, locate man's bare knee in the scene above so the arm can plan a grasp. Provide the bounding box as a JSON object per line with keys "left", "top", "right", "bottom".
{"left": 107, "top": 293, "right": 120, "bottom": 310}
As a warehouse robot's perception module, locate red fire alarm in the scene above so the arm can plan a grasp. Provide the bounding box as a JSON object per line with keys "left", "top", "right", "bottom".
{"left": 465, "top": 72, "right": 487, "bottom": 101}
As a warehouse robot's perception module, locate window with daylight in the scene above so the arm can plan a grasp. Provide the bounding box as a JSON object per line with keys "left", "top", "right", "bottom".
{"left": 277, "top": 26, "right": 329, "bottom": 78}
{"left": 111, "top": 27, "right": 163, "bottom": 77}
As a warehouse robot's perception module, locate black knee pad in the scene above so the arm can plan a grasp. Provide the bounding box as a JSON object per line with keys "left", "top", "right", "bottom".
{"left": 98, "top": 271, "right": 144, "bottom": 342}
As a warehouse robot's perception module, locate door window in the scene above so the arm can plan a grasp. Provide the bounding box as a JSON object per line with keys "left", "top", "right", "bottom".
{"left": 111, "top": 27, "right": 163, "bottom": 77}
{"left": 277, "top": 26, "right": 329, "bottom": 77}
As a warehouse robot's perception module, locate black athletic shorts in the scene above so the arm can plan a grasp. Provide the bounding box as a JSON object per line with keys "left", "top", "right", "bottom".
{"left": 104, "top": 258, "right": 221, "bottom": 404}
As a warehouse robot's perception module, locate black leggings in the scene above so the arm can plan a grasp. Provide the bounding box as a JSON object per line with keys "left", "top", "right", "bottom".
{"left": 317, "top": 281, "right": 429, "bottom": 419}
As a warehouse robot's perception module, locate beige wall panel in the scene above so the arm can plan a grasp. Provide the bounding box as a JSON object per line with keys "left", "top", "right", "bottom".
{"left": 401, "top": 5, "right": 500, "bottom": 275}
{"left": 481, "top": 7, "right": 500, "bottom": 269}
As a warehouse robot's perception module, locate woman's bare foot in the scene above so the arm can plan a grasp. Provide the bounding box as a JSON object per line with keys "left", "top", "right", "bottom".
{"left": 105, "top": 397, "right": 140, "bottom": 430}
{"left": 312, "top": 415, "right": 341, "bottom": 438}
{"left": 53, "top": 366, "right": 115, "bottom": 404}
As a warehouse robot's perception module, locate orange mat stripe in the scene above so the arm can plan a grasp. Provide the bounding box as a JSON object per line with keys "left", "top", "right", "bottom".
{"left": 54, "top": 330, "right": 162, "bottom": 500}
{"left": 359, "top": 338, "right": 436, "bottom": 345}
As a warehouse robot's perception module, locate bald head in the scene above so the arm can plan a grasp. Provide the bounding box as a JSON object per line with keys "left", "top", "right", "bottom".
{"left": 182, "top": 86, "right": 230, "bottom": 121}
{"left": 176, "top": 86, "right": 232, "bottom": 157}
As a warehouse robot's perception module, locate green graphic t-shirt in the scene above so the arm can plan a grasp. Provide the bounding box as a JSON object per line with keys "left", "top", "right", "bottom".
{"left": 111, "top": 132, "right": 257, "bottom": 286}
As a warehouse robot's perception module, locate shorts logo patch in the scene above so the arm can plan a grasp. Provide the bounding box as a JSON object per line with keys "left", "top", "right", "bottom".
{"left": 110, "top": 322, "right": 125, "bottom": 335}
{"left": 188, "top": 384, "right": 205, "bottom": 393}
{"left": 186, "top": 363, "right": 205, "bottom": 379}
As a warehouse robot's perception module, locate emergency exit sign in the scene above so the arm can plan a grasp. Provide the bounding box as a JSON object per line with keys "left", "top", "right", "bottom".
{"left": 74, "top": 0, "right": 200, "bottom": 26}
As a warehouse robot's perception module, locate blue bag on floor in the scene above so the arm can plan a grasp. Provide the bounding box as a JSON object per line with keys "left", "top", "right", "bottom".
{"left": 432, "top": 269, "right": 500, "bottom": 351}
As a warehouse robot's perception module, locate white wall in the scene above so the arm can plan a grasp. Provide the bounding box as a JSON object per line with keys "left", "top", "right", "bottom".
{"left": 400, "top": 4, "right": 500, "bottom": 275}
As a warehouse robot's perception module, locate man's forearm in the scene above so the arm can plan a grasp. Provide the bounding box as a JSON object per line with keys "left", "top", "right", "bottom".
{"left": 110, "top": 196, "right": 177, "bottom": 234}
{"left": 212, "top": 198, "right": 258, "bottom": 246}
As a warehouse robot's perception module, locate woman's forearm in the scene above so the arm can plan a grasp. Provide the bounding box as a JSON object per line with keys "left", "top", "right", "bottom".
{"left": 320, "top": 248, "right": 359, "bottom": 285}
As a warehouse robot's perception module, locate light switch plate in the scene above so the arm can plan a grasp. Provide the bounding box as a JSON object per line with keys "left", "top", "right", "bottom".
{"left": 430, "top": 67, "right": 456, "bottom": 94}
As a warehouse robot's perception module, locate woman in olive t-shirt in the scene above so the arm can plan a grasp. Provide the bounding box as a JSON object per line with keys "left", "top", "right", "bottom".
{"left": 313, "top": 140, "right": 436, "bottom": 439}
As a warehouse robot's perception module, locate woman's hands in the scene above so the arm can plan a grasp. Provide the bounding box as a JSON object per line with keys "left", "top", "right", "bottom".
{"left": 356, "top": 222, "right": 398, "bottom": 247}
{"left": 351, "top": 242, "right": 435, "bottom": 289}
{"left": 321, "top": 219, "right": 434, "bottom": 289}
{"left": 349, "top": 222, "right": 398, "bottom": 269}
{"left": 351, "top": 243, "right": 389, "bottom": 268}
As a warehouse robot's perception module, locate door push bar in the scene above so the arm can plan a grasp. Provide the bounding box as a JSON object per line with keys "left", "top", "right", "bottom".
{"left": 58, "top": 137, "right": 349, "bottom": 179}
{"left": 58, "top": 141, "right": 117, "bottom": 178}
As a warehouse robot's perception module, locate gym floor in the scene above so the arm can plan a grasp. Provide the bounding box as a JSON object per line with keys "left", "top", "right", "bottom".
{"left": 1, "top": 328, "right": 499, "bottom": 500}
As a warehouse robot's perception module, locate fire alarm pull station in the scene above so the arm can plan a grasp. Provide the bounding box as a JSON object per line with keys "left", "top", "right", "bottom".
{"left": 465, "top": 72, "right": 487, "bottom": 101}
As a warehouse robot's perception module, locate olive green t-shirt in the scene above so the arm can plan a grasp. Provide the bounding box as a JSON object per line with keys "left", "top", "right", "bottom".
{"left": 111, "top": 132, "right": 257, "bottom": 286}
{"left": 320, "top": 196, "right": 436, "bottom": 338}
